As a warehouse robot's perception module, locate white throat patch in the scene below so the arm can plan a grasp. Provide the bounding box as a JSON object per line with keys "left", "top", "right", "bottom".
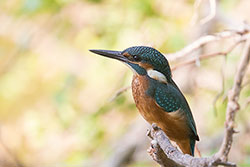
{"left": 147, "top": 69, "right": 167, "bottom": 83}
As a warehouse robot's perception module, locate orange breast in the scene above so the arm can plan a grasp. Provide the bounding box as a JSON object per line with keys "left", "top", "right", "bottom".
{"left": 131, "top": 74, "right": 190, "bottom": 142}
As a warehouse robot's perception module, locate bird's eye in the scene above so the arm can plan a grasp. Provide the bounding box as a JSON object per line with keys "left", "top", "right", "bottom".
{"left": 133, "top": 55, "right": 140, "bottom": 61}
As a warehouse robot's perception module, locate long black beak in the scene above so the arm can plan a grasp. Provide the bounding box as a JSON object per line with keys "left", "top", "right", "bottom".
{"left": 89, "top": 49, "right": 128, "bottom": 62}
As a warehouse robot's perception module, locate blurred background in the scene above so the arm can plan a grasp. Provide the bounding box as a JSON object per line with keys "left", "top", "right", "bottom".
{"left": 0, "top": 0, "right": 250, "bottom": 167}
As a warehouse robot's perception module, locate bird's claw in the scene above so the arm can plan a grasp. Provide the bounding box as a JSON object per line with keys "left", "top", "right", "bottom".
{"left": 148, "top": 140, "right": 158, "bottom": 156}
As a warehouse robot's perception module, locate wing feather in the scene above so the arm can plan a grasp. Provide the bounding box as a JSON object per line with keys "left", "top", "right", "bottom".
{"left": 154, "top": 82, "right": 199, "bottom": 141}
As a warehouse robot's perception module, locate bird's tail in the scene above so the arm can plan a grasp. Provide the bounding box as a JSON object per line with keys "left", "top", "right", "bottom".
{"left": 190, "top": 139, "right": 196, "bottom": 156}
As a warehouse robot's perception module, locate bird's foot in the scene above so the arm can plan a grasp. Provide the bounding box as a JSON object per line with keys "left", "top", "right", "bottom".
{"left": 147, "top": 140, "right": 158, "bottom": 156}
{"left": 147, "top": 123, "right": 161, "bottom": 140}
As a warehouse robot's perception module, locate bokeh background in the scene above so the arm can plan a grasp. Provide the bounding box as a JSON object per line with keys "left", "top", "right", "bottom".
{"left": 0, "top": 0, "right": 250, "bottom": 167}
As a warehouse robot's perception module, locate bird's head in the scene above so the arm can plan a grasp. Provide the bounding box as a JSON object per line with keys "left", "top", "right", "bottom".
{"left": 90, "top": 46, "right": 172, "bottom": 83}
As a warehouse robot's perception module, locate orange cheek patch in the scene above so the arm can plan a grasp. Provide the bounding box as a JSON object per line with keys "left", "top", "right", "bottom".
{"left": 139, "top": 62, "right": 153, "bottom": 70}
{"left": 121, "top": 54, "right": 153, "bottom": 70}
{"left": 122, "top": 52, "right": 133, "bottom": 59}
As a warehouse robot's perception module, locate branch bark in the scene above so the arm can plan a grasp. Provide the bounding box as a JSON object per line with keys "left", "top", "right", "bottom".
{"left": 149, "top": 124, "right": 215, "bottom": 167}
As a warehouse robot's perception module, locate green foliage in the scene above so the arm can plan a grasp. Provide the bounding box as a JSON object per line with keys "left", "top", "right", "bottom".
{"left": 220, "top": 0, "right": 239, "bottom": 11}
{"left": 21, "top": 0, "right": 64, "bottom": 14}
{"left": 162, "top": 31, "right": 187, "bottom": 52}
{"left": 131, "top": 0, "right": 158, "bottom": 17}
{"left": 86, "top": 0, "right": 103, "bottom": 3}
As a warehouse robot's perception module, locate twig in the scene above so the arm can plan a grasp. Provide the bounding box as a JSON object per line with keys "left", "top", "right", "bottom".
{"left": 215, "top": 38, "right": 250, "bottom": 161}
{"left": 199, "top": 0, "right": 217, "bottom": 25}
{"left": 212, "top": 90, "right": 224, "bottom": 117}
{"left": 166, "top": 29, "right": 249, "bottom": 62}
{"left": 213, "top": 55, "right": 227, "bottom": 116}
{"left": 109, "top": 86, "right": 131, "bottom": 102}
{"left": 171, "top": 34, "right": 249, "bottom": 70}
{"left": 190, "top": 0, "right": 203, "bottom": 25}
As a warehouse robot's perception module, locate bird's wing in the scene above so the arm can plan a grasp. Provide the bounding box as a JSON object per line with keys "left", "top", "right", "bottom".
{"left": 154, "top": 83, "right": 199, "bottom": 140}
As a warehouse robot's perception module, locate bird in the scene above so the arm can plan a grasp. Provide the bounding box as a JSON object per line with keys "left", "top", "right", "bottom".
{"left": 89, "top": 46, "right": 199, "bottom": 156}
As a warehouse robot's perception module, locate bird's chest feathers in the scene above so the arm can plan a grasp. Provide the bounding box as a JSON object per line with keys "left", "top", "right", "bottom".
{"left": 131, "top": 75, "right": 163, "bottom": 123}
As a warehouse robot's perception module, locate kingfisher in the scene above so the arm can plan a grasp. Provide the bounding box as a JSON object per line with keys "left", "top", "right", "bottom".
{"left": 89, "top": 46, "right": 199, "bottom": 156}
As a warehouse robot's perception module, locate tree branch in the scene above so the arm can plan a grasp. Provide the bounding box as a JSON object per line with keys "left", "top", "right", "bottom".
{"left": 109, "top": 86, "right": 131, "bottom": 102}
{"left": 199, "top": 0, "right": 217, "bottom": 25}
{"left": 215, "top": 38, "right": 250, "bottom": 161}
{"left": 166, "top": 29, "right": 249, "bottom": 62}
{"left": 171, "top": 33, "right": 250, "bottom": 70}
{"left": 148, "top": 123, "right": 238, "bottom": 167}
{"left": 148, "top": 124, "right": 216, "bottom": 167}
